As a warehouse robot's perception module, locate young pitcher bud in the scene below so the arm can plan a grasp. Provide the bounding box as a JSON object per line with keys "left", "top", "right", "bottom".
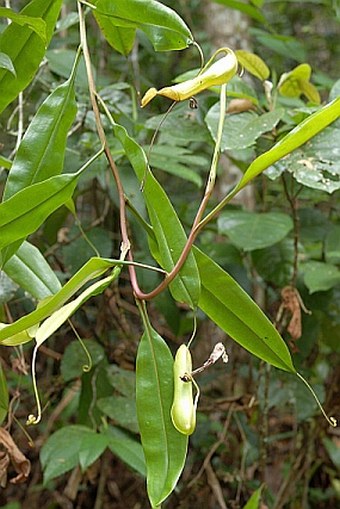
{"left": 141, "top": 48, "right": 238, "bottom": 107}
{"left": 171, "top": 344, "right": 196, "bottom": 435}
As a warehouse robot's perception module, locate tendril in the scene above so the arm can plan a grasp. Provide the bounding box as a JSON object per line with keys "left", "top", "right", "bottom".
{"left": 68, "top": 319, "right": 93, "bottom": 373}
{"left": 26, "top": 344, "right": 41, "bottom": 426}
{"left": 296, "top": 372, "right": 337, "bottom": 427}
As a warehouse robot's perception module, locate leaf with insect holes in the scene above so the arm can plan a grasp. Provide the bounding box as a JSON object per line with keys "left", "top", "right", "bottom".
{"left": 206, "top": 106, "right": 283, "bottom": 151}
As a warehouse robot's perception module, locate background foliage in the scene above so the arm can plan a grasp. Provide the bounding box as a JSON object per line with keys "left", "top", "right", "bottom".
{"left": 0, "top": 1, "right": 339, "bottom": 508}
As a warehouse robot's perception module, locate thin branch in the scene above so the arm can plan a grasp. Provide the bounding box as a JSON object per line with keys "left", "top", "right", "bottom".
{"left": 131, "top": 83, "right": 228, "bottom": 300}
{"left": 77, "top": 2, "right": 131, "bottom": 259}
{"left": 79, "top": 14, "right": 228, "bottom": 302}
{"left": 96, "top": 80, "right": 227, "bottom": 300}
{"left": 282, "top": 173, "right": 300, "bottom": 285}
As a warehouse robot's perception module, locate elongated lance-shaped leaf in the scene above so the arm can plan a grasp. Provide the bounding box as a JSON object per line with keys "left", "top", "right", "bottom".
{"left": 107, "top": 115, "right": 200, "bottom": 308}
{"left": 195, "top": 248, "right": 296, "bottom": 373}
{"left": 136, "top": 306, "right": 188, "bottom": 508}
{"left": 0, "top": 257, "right": 118, "bottom": 344}
{"left": 3, "top": 54, "right": 78, "bottom": 199}
{"left": 0, "top": 172, "right": 81, "bottom": 252}
{"left": 3, "top": 241, "right": 61, "bottom": 300}
{"left": 1, "top": 48, "right": 79, "bottom": 265}
{"left": 0, "top": 325, "right": 35, "bottom": 348}
{"left": 0, "top": 148, "right": 103, "bottom": 262}
{"left": 231, "top": 97, "right": 340, "bottom": 195}
{"left": 35, "top": 267, "right": 121, "bottom": 347}
{"left": 0, "top": 0, "right": 62, "bottom": 114}
{"left": 111, "top": 197, "right": 294, "bottom": 374}
{"left": 94, "top": 0, "right": 193, "bottom": 51}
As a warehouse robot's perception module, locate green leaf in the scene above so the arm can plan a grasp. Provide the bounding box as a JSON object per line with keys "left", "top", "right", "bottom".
{"left": 1, "top": 50, "right": 78, "bottom": 265}
{"left": 40, "top": 425, "right": 107, "bottom": 483}
{"left": 235, "top": 50, "right": 270, "bottom": 80}
{"left": 0, "top": 154, "right": 12, "bottom": 169}
{"left": 78, "top": 433, "right": 108, "bottom": 472}
{"left": 278, "top": 63, "right": 320, "bottom": 103}
{"left": 206, "top": 106, "right": 283, "bottom": 150}
{"left": 61, "top": 339, "right": 105, "bottom": 382}
{"left": 242, "top": 486, "right": 263, "bottom": 509}
{"left": 226, "top": 75, "right": 259, "bottom": 104}
{"left": 0, "top": 324, "right": 33, "bottom": 347}
{"left": 96, "top": 19, "right": 135, "bottom": 56}
{"left": 92, "top": 0, "right": 135, "bottom": 55}
{"left": 0, "top": 6, "right": 46, "bottom": 41}
{"left": 55, "top": 11, "right": 79, "bottom": 33}
{"left": 299, "top": 80, "right": 321, "bottom": 104}
{"left": 0, "top": 146, "right": 101, "bottom": 266}
{"left": 108, "top": 116, "right": 201, "bottom": 308}
{"left": 147, "top": 144, "right": 204, "bottom": 187}
{"left": 104, "top": 425, "right": 146, "bottom": 477}
{"left": 3, "top": 241, "right": 61, "bottom": 299}
{"left": 212, "top": 0, "right": 267, "bottom": 23}
{"left": 0, "top": 272, "right": 18, "bottom": 305}
{"left": 230, "top": 97, "right": 340, "bottom": 195}
{"left": 195, "top": 248, "right": 296, "bottom": 373}
{"left": 303, "top": 261, "right": 340, "bottom": 293}
{"left": 45, "top": 49, "right": 89, "bottom": 87}
{"left": 0, "top": 52, "right": 16, "bottom": 76}
{"left": 271, "top": 123, "right": 340, "bottom": 194}
{"left": 279, "top": 63, "right": 311, "bottom": 92}
{"left": 0, "top": 0, "right": 63, "bottom": 114}
{"left": 3, "top": 71, "right": 77, "bottom": 200}
{"left": 0, "top": 362, "right": 8, "bottom": 425}
{"left": 136, "top": 311, "right": 188, "bottom": 507}
{"left": 145, "top": 104, "right": 211, "bottom": 144}
{"left": 35, "top": 267, "right": 120, "bottom": 346}
{"left": 97, "top": 395, "right": 139, "bottom": 433}
{"left": 0, "top": 257, "right": 117, "bottom": 344}
{"left": 94, "top": 0, "right": 193, "bottom": 51}
{"left": 0, "top": 171, "right": 84, "bottom": 253}
{"left": 218, "top": 211, "right": 293, "bottom": 251}
{"left": 106, "top": 365, "right": 135, "bottom": 398}
{"left": 250, "top": 28, "right": 306, "bottom": 62}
